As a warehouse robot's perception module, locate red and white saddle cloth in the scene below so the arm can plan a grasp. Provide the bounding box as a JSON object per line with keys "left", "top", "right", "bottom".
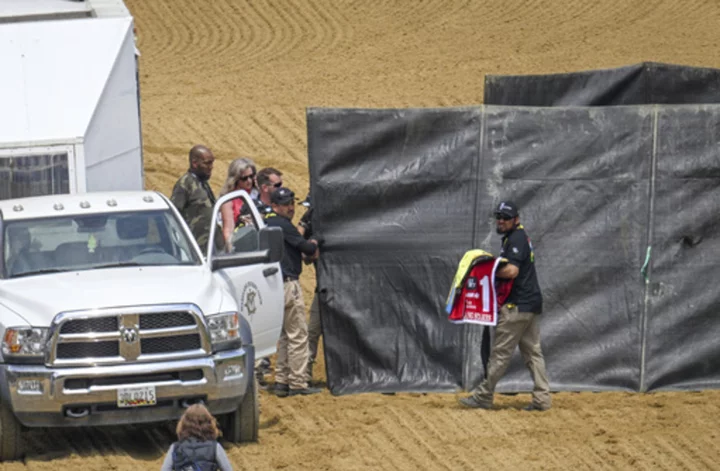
{"left": 447, "top": 255, "right": 513, "bottom": 326}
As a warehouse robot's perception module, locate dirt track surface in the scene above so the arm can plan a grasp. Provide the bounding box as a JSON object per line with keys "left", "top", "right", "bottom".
{"left": 9, "top": 390, "right": 720, "bottom": 470}
{"left": 7, "top": 0, "right": 720, "bottom": 469}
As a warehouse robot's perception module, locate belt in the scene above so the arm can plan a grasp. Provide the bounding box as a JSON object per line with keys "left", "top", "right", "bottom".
{"left": 283, "top": 277, "right": 298, "bottom": 282}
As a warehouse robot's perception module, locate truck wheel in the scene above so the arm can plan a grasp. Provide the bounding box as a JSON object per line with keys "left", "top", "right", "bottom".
{"left": 0, "top": 401, "right": 23, "bottom": 461}
{"left": 222, "top": 377, "right": 259, "bottom": 443}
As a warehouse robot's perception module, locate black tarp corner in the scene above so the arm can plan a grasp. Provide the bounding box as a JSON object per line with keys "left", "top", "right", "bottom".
{"left": 483, "top": 62, "right": 720, "bottom": 106}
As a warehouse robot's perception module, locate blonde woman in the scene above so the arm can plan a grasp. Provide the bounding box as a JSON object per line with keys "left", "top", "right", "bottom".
{"left": 160, "top": 403, "right": 232, "bottom": 471}
{"left": 219, "top": 157, "right": 256, "bottom": 250}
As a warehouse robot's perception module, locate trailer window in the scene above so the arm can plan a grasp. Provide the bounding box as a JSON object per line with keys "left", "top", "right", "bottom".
{"left": 0, "top": 154, "right": 69, "bottom": 201}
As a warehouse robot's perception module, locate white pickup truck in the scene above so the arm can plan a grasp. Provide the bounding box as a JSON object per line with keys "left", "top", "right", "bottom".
{"left": 0, "top": 190, "right": 284, "bottom": 461}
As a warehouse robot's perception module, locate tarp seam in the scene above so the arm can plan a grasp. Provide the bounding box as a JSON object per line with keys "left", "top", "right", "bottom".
{"left": 639, "top": 105, "right": 659, "bottom": 392}
{"left": 463, "top": 106, "right": 486, "bottom": 390}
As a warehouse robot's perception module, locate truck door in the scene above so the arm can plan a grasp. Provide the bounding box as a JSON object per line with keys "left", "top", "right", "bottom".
{"left": 208, "top": 191, "right": 283, "bottom": 359}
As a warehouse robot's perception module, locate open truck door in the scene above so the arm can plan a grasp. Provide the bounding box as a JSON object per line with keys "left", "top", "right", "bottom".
{"left": 207, "top": 190, "right": 284, "bottom": 359}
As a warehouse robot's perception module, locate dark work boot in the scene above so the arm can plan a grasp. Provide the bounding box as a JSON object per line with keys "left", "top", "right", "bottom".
{"left": 273, "top": 383, "right": 289, "bottom": 397}
{"left": 458, "top": 396, "right": 492, "bottom": 410}
{"left": 522, "top": 403, "right": 550, "bottom": 412}
{"left": 287, "top": 387, "right": 322, "bottom": 397}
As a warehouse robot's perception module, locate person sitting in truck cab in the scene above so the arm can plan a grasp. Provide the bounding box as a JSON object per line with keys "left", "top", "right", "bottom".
{"left": 6, "top": 226, "right": 33, "bottom": 276}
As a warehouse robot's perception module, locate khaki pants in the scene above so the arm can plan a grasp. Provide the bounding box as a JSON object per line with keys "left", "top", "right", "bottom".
{"left": 306, "top": 294, "right": 321, "bottom": 378}
{"left": 473, "top": 305, "right": 551, "bottom": 409}
{"left": 275, "top": 280, "right": 310, "bottom": 390}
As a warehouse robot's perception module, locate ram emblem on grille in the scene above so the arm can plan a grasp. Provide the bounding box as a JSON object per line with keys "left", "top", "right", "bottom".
{"left": 120, "top": 325, "right": 139, "bottom": 344}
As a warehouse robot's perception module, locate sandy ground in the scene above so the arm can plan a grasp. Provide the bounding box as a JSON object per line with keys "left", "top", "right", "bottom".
{"left": 6, "top": 0, "right": 720, "bottom": 469}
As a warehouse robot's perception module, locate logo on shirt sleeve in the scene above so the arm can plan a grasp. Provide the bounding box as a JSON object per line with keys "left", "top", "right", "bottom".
{"left": 528, "top": 238, "right": 535, "bottom": 262}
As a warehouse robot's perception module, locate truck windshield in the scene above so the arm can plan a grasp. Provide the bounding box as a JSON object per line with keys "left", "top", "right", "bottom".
{"left": 3, "top": 210, "right": 201, "bottom": 278}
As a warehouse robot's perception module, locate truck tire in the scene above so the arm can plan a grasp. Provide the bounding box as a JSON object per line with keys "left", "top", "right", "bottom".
{"left": 0, "top": 401, "right": 23, "bottom": 461}
{"left": 222, "top": 377, "right": 258, "bottom": 443}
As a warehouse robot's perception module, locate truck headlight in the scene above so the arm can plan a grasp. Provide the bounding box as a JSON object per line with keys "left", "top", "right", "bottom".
{"left": 207, "top": 312, "right": 241, "bottom": 352}
{"left": 2, "top": 327, "right": 49, "bottom": 362}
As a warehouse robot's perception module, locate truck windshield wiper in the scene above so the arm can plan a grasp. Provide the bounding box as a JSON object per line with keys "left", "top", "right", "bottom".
{"left": 91, "top": 262, "right": 143, "bottom": 269}
{"left": 92, "top": 261, "right": 191, "bottom": 269}
{"left": 11, "top": 268, "right": 66, "bottom": 278}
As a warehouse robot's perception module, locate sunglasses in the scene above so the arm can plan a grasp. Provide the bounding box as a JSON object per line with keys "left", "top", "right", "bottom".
{"left": 238, "top": 173, "right": 255, "bottom": 182}
{"left": 495, "top": 214, "right": 513, "bottom": 221}
{"left": 273, "top": 181, "right": 283, "bottom": 188}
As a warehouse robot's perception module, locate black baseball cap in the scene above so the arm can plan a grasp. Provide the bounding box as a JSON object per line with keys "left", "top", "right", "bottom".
{"left": 300, "top": 194, "right": 311, "bottom": 208}
{"left": 494, "top": 201, "right": 519, "bottom": 218}
{"left": 271, "top": 187, "right": 295, "bottom": 205}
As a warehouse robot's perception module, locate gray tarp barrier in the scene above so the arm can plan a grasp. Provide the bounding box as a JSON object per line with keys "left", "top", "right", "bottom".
{"left": 484, "top": 62, "right": 720, "bottom": 106}
{"left": 480, "top": 107, "right": 651, "bottom": 393}
{"left": 645, "top": 106, "right": 720, "bottom": 391}
{"left": 307, "top": 105, "right": 720, "bottom": 395}
{"left": 307, "top": 109, "right": 482, "bottom": 394}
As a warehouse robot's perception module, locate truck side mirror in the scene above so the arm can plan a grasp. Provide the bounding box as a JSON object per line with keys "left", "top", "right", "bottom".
{"left": 259, "top": 226, "right": 284, "bottom": 263}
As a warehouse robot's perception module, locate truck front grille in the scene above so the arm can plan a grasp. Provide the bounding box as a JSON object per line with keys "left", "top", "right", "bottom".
{"left": 141, "top": 334, "right": 202, "bottom": 354}
{"left": 49, "top": 305, "right": 210, "bottom": 366}
{"left": 64, "top": 369, "right": 204, "bottom": 390}
{"left": 57, "top": 341, "right": 120, "bottom": 359}
{"left": 139, "top": 311, "right": 195, "bottom": 329}
{"left": 60, "top": 317, "right": 118, "bottom": 334}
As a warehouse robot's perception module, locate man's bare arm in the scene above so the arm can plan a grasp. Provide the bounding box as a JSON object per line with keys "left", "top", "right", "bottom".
{"left": 496, "top": 263, "right": 519, "bottom": 279}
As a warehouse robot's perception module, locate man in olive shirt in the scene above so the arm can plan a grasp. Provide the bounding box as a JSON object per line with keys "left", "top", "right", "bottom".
{"left": 460, "top": 201, "right": 551, "bottom": 411}
{"left": 170, "top": 145, "right": 222, "bottom": 253}
{"left": 265, "top": 187, "right": 321, "bottom": 397}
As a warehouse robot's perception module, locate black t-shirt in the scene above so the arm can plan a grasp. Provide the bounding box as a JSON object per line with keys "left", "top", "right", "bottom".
{"left": 250, "top": 198, "right": 273, "bottom": 216}
{"left": 298, "top": 207, "right": 320, "bottom": 292}
{"left": 265, "top": 214, "right": 317, "bottom": 280}
{"left": 299, "top": 207, "right": 313, "bottom": 240}
{"left": 500, "top": 225, "right": 543, "bottom": 314}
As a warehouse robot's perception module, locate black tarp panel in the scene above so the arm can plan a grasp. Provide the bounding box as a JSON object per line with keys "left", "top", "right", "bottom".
{"left": 484, "top": 62, "right": 720, "bottom": 107}
{"left": 306, "top": 108, "right": 483, "bottom": 394}
{"left": 477, "top": 107, "right": 651, "bottom": 392}
{"left": 645, "top": 106, "right": 720, "bottom": 391}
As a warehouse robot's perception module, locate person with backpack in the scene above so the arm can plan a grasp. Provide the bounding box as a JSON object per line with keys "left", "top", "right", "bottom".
{"left": 160, "top": 404, "right": 233, "bottom": 471}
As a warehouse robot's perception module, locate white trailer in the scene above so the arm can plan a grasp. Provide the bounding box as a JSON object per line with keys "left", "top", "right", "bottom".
{"left": 0, "top": 0, "right": 143, "bottom": 200}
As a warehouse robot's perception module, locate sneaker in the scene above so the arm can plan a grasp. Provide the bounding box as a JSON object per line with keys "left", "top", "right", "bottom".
{"left": 273, "top": 383, "right": 289, "bottom": 397}
{"left": 458, "top": 396, "right": 492, "bottom": 410}
{"left": 287, "top": 387, "right": 322, "bottom": 397}
{"left": 522, "top": 403, "right": 550, "bottom": 412}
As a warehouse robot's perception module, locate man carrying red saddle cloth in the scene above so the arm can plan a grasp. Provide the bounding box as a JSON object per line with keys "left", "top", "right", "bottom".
{"left": 446, "top": 249, "right": 513, "bottom": 326}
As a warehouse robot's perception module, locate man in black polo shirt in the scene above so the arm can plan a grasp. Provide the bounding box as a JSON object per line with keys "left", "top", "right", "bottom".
{"left": 297, "top": 194, "right": 323, "bottom": 383}
{"left": 460, "top": 201, "right": 551, "bottom": 411}
{"left": 265, "top": 187, "right": 321, "bottom": 397}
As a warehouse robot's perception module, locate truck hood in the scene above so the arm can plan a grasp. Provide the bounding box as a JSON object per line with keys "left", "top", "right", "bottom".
{"left": 0, "top": 266, "right": 225, "bottom": 326}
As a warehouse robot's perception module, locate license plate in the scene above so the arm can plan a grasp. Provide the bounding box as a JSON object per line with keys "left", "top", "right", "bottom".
{"left": 117, "top": 385, "right": 157, "bottom": 408}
